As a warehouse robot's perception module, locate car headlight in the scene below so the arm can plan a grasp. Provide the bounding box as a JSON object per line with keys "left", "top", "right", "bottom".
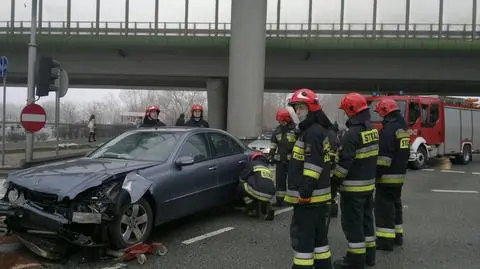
{"left": 0, "top": 179, "right": 8, "bottom": 200}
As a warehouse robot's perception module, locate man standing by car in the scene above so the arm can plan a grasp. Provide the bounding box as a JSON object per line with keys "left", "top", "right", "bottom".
{"left": 269, "top": 108, "right": 296, "bottom": 206}
{"left": 332, "top": 93, "right": 378, "bottom": 269}
{"left": 373, "top": 98, "right": 409, "bottom": 251}
{"left": 284, "top": 88, "right": 333, "bottom": 269}
{"left": 185, "top": 104, "right": 210, "bottom": 128}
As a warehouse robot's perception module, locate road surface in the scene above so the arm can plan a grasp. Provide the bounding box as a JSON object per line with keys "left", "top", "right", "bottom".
{"left": 1, "top": 157, "right": 479, "bottom": 269}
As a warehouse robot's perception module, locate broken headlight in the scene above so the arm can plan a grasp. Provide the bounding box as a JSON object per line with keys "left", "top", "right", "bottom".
{"left": 0, "top": 179, "right": 8, "bottom": 200}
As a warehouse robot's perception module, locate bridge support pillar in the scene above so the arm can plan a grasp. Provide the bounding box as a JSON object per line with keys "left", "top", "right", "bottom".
{"left": 206, "top": 79, "right": 227, "bottom": 130}
{"left": 227, "top": 0, "right": 267, "bottom": 139}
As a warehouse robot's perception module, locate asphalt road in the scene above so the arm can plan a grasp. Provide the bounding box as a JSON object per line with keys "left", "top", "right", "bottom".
{"left": 2, "top": 157, "right": 480, "bottom": 269}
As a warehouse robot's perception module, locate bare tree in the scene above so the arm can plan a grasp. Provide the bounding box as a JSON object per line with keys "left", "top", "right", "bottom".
{"left": 61, "top": 102, "right": 79, "bottom": 124}
{"left": 38, "top": 101, "right": 56, "bottom": 123}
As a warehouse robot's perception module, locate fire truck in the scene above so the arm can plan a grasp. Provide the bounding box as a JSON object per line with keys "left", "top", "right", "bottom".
{"left": 366, "top": 95, "right": 480, "bottom": 169}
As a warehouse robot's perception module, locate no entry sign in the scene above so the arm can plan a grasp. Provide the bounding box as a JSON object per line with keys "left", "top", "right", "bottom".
{"left": 20, "top": 103, "right": 47, "bottom": 133}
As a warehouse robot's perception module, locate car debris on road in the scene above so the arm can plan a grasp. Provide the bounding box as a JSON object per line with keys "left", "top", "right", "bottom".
{"left": 106, "top": 242, "right": 168, "bottom": 264}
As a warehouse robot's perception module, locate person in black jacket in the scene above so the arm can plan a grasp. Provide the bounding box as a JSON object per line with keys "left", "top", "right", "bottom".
{"left": 373, "top": 98, "right": 410, "bottom": 251}
{"left": 332, "top": 93, "right": 379, "bottom": 269}
{"left": 175, "top": 113, "right": 185, "bottom": 126}
{"left": 284, "top": 88, "right": 333, "bottom": 269}
{"left": 141, "top": 105, "right": 166, "bottom": 128}
{"left": 268, "top": 108, "right": 296, "bottom": 206}
{"left": 239, "top": 151, "right": 276, "bottom": 220}
{"left": 185, "top": 104, "right": 210, "bottom": 128}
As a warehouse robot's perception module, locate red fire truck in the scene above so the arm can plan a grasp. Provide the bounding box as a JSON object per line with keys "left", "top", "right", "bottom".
{"left": 366, "top": 95, "right": 480, "bottom": 169}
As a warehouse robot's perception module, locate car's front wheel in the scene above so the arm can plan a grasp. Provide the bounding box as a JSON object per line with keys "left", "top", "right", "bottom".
{"left": 109, "top": 197, "right": 154, "bottom": 249}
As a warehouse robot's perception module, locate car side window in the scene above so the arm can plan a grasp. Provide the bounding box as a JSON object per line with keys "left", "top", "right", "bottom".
{"left": 208, "top": 133, "right": 244, "bottom": 158}
{"left": 178, "top": 134, "right": 210, "bottom": 162}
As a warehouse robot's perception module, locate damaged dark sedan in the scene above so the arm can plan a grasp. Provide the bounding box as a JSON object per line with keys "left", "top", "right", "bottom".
{"left": 0, "top": 127, "right": 250, "bottom": 258}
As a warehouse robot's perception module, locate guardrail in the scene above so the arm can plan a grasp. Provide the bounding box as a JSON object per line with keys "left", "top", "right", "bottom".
{"left": 0, "top": 21, "right": 479, "bottom": 39}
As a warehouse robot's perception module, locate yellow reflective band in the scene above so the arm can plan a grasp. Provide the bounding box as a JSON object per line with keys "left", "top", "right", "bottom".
{"left": 360, "top": 129, "right": 379, "bottom": 144}
{"left": 347, "top": 248, "right": 366, "bottom": 254}
{"left": 341, "top": 184, "right": 375, "bottom": 192}
{"left": 293, "top": 152, "right": 304, "bottom": 161}
{"left": 243, "top": 183, "right": 272, "bottom": 202}
{"left": 293, "top": 257, "right": 314, "bottom": 266}
{"left": 395, "top": 228, "right": 404, "bottom": 234}
{"left": 270, "top": 143, "right": 277, "bottom": 148}
{"left": 303, "top": 169, "right": 320, "bottom": 180}
{"left": 377, "top": 178, "right": 404, "bottom": 184}
{"left": 366, "top": 241, "right": 376, "bottom": 248}
{"left": 293, "top": 146, "right": 304, "bottom": 155}
{"left": 355, "top": 149, "right": 379, "bottom": 159}
{"left": 377, "top": 159, "right": 390, "bottom": 166}
{"left": 287, "top": 133, "right": 296, "bottom": 142}
{"left": 313, "top": 251, "right": 331, "bottom": 260}
{"left": 276, "top": 191, "right": 286, "bottom": 198}
{"left": 376, "top": 228, "right": 396, "bottom": 239}
{"left": 284, "top": 193, "right": 332, "bottom": 204}
{"left": 395, "top": 129, "right": 410, "bottom": 139}
{"left": 253, "top": 166, "right": 274, "bottom": 180}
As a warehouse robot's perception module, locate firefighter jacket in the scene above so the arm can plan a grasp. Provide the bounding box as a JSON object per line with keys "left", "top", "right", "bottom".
{"left": 284, "top": 111, "right": 332, "bottom": 205}
{"left": 269, "top": 123, "right": 296, "bottom": 162}
{"left": 141, "top": 117, "right": 166, "bottom": 128}
{"left": 332, "top": 110, "right": 379, "bottom": 195}
{"left": 185, "top": 118, "right": 210, "bottom": 128}
{"left": 240, "top": 158, "right": 276, "bottom": 202}
{"left": 327, "top": 126, "right": 340, "bottom": 170}
{"left": 376, "top": 111, "right": 410, "bottom": 187}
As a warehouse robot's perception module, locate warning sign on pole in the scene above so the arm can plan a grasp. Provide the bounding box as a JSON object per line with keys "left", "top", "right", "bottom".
{"left": 20, "top": 103, "right": 47, "bottom": 133}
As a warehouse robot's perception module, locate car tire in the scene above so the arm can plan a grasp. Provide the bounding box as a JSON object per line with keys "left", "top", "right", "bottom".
{"left": 108, "top": 197, "right": 154, "bottom": 249}
{"left": 409, "top": 146, "right": 427, "bottom": 170}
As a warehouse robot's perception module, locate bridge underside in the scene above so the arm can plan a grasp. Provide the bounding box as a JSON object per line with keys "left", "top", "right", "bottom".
{"left": 6, "top": 73, "right": 480, "bottom": 95}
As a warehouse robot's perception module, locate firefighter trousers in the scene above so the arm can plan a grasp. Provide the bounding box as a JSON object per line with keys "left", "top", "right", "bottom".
{"left": 290, "top": 204, "right": 332, "bottom": 269}
{"left": 276, "top": 162, "right": 288, "bottom": 199}
{"left": 339, "top": 193, "right": 375, "bottom": 268}
{"left": 374, "top": 186, "right": 403, "bottom": 247}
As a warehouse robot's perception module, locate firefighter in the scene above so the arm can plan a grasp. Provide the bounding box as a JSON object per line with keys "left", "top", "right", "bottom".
{"left": 284, "top": 88, "right": 333, "bottom": 269}
{"left": 373, "top": 98, "right": 409, "bottom": 251}
{"left": 141, "top": 105, "right": 166, "bottom": 127}
{"left": 325, "top": 118, "right": 340, "bottom": 218}
{"left": 332, "top": 93, "right": 378, "bottom": 269}
{"left": 268, "top": 108, "right": 297, "bottom": 206}
{"left": 239, "top": 151, "right": 276, "bottom": 220}
{"left": 185, "top": 104, "right": 210, "bottom": 128}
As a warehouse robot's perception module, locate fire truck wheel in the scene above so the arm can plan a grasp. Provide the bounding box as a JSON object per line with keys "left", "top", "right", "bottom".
{"left": 409, "top": 146, "right": 427, "bottom": 170}
{"left": 453, "top": 145, "right": 472, "bottom": 165}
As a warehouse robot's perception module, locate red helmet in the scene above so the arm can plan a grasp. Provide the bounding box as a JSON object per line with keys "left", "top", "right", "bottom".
{"left": 276, "top": 108, "right": 292, "bottom": 123}
{"left": 288, "top": 88, "right": 322, "bottom": 112}
{"left": 374, "top": 98, "right": 400, "bottom": 117}
{"left": 191, "top": 104, "right": 203, "bottom": 111}
{"left": 250, "top": 151, "right": 264, "bottom": 160}
{"left": 339, "top": 92, "right": 368, "bottom": 117}
{"left": 146, "top": 105, "right": 160, "bottom": 115}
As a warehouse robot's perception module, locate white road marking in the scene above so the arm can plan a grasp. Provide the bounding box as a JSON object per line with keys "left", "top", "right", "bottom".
{"left": 182, "top": 227, "right": 235, "bottom": 245}
{"left": 472, "top": 172, "right": 480, "bottom": 175}
{"left": 440, "top": 170, "right": 465, "bottom": 174}
{"left": 274, "top": 206, "right": 293, "bottom": 215}
{"left": 11, "top": 264, "right": 42, "bottom": 269}
{"left": 420, "top": 168, "right": 435, "bottom": 172}
{"left": 99, "top": 263, "right": 127, "bottom": 269}
{"left": 431, "top": 189, "right": 479, "bottom": 194}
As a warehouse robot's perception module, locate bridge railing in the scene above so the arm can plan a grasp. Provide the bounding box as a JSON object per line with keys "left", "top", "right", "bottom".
{"left": 0, "top": 21, "right": 478, "bottom": 39}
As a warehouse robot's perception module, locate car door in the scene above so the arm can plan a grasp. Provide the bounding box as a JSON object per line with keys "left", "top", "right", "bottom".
{"left": 206, "top": 132, "right": 249, "bottom": 203}
{"left": 161, "top": 133, "right": 219, "bottom": 220}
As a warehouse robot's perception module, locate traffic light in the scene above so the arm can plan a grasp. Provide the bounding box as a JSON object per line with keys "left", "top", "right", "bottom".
{"left": 36, "top": 56, "right": 60, "bottom": 97}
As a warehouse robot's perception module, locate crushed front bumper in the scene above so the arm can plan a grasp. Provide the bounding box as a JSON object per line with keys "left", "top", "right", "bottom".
{"left": 0, "top": 200, "right": 105, "bottom": 249}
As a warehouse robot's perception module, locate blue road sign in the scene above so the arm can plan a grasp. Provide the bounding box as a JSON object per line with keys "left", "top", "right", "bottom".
{"left": 0, "top": 56, "right": 8, "bottom": 79}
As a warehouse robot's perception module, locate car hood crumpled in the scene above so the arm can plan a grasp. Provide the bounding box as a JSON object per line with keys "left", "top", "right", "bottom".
{"left": 7, "top": 158, "right": 159, "bottom": 201}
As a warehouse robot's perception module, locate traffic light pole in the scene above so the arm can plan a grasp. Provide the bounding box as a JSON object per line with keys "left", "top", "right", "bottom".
{"left": 26, "top": 0, "right": 38, "bottom": 163}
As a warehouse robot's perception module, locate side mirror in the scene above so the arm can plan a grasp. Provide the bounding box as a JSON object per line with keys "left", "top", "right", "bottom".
{"left": 175, "top": 156, "right": 195, "bottom": 167}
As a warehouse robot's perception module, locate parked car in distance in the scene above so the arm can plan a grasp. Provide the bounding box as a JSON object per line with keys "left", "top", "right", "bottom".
{"left": 0, "top": 127, "right": 252, "bottom": 259}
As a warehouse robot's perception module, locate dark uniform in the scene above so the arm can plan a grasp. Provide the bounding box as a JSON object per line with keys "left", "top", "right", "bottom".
{"left": 284, "top": 113, "right": 333, "bottom": 269}
{"left": 269, "top": 123, "right": 297, "bottom": 202}
{"left": 332, "top": 110, "right": 378, "bottom": 269}
{"left": 326, "top": 124, "right": 340, "bottom": 217}
{"left": 141, "top": 117, "right": 166, "bottom": 128}
{"left": 375, "top": 110, "right": 410, "bottom": 249}
{"left": 185, "top": 118, "right": 209, "bottom": 128}
{"left": 239, "top": 155, "right": 276, "bottom": 220}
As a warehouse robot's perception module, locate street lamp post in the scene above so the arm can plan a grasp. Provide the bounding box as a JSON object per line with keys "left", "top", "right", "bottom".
{"left": 25, "top": 0, "right": 38, "bottom": 162}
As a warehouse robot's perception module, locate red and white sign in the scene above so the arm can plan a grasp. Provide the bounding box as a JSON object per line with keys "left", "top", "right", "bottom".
{"left": 20, "top": 103, "right": 47, "bottom": 133}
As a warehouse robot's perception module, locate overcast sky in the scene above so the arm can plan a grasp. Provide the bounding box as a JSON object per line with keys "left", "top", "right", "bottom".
{"left": 0, "top": 0, "right": 477, "bottom": 106}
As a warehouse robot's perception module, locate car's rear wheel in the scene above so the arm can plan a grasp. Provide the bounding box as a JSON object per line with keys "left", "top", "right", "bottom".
{"left": 109, "top": 197, "right": 154, "bottom": 249}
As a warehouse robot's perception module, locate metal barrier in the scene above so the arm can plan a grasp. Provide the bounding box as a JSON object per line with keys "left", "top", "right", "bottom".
{"left": 0, "top": 21, "right": 479, "bottom": 39}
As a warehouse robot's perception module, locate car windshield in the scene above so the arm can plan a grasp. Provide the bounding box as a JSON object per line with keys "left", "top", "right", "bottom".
{"left": 368, "top": 100, "right": 407, "bottom": 122}
{"left": 88, "top": 131, "right": 182, "bottom": 162}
